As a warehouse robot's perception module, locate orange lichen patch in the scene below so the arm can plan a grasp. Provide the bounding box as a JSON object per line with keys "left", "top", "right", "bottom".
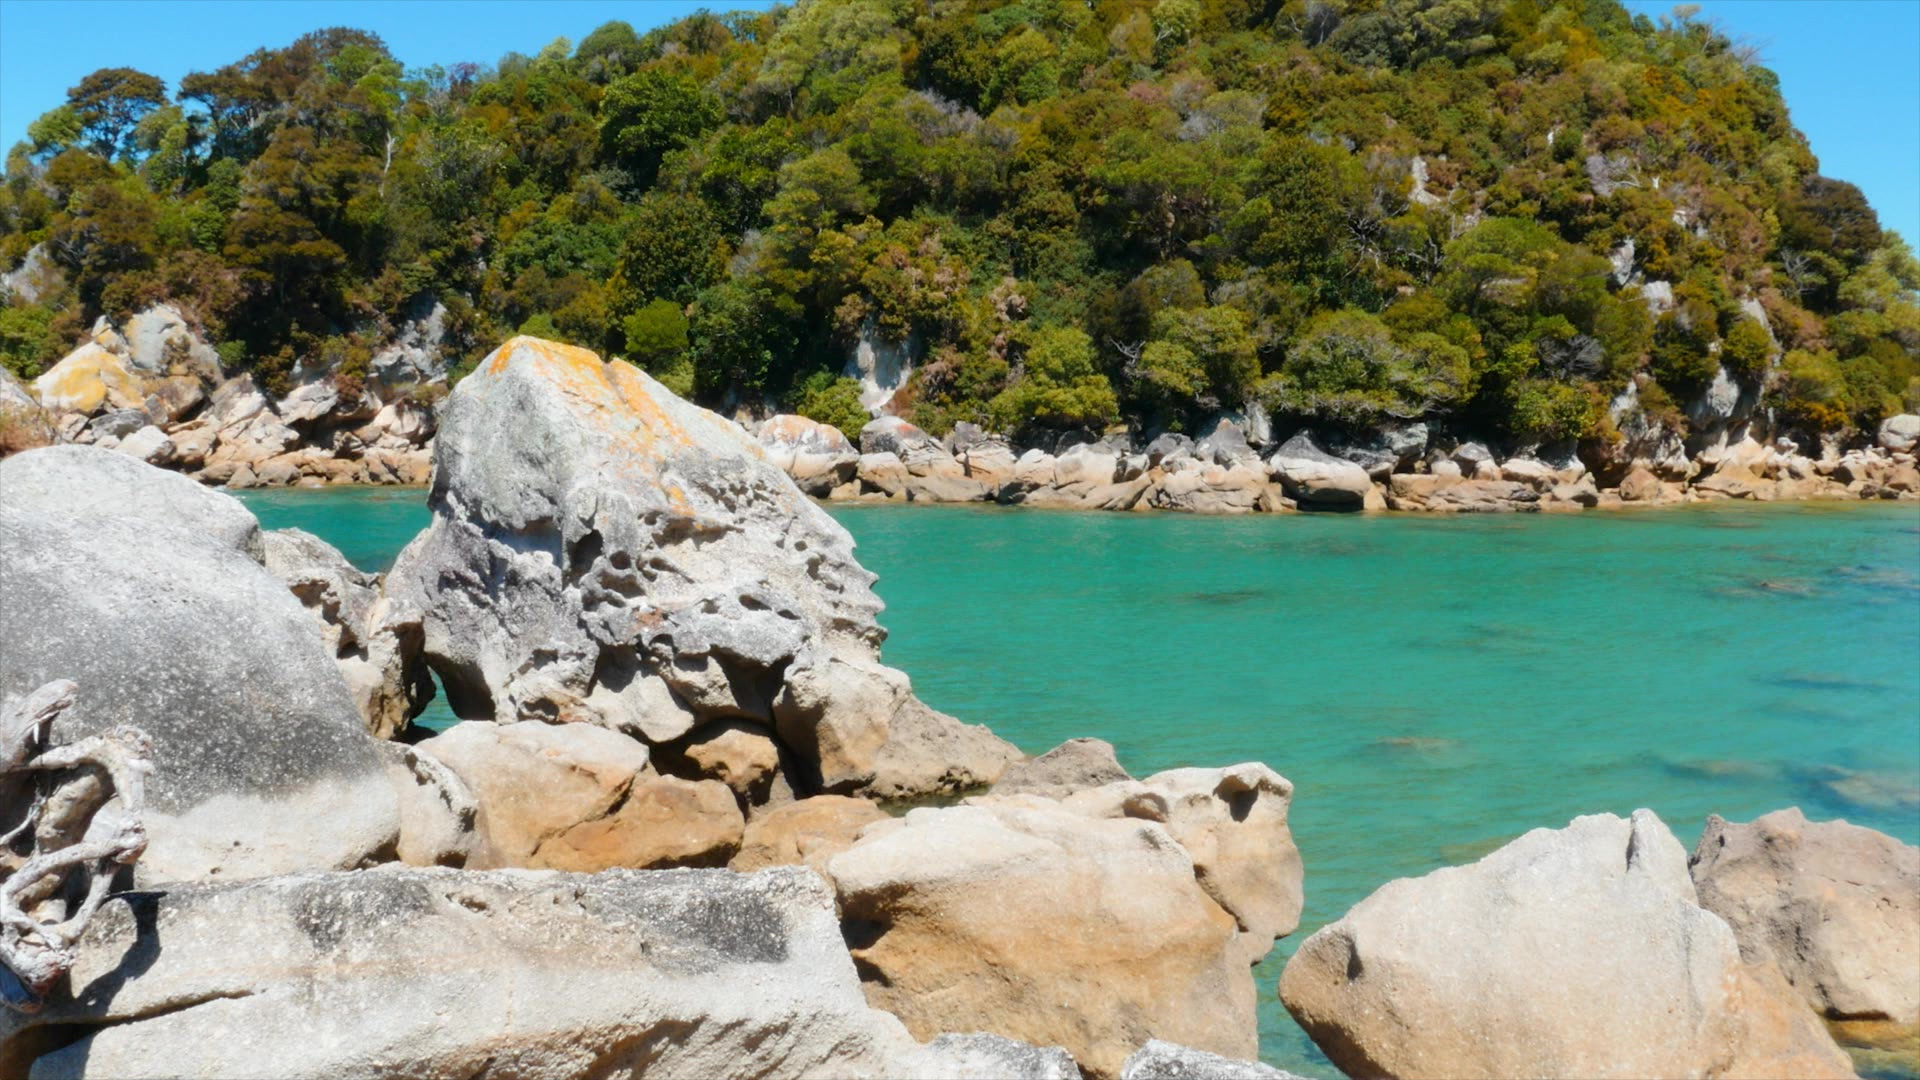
{"left": 32, "top": 344, "right": 143, "bottom": 414}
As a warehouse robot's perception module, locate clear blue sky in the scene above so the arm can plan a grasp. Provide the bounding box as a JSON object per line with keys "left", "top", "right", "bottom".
{"left": 0, "top": 0, "right": 1914, "bottom": 242}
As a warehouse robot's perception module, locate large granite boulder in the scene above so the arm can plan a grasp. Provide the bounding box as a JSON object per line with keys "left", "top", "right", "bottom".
{"left": 30, "top": 343, "right": 143, "bottom": 415}
{"left": 994, "top": 738, "right": 1133, "bottom": 800}
{"left": 0, "top": 448, "right": 398, "bottom": 882}
{"left": 1879, "top": 414, "right": 1920, "bottom": 454}
{"left": 0, "top": 866, "right": 1077, "bottom": 1079}
{"left": 416, "top": 720, "right": 743, "bottom": 871}
{"left": 1268, "top": 433, "right": 1371, "bottom": 507}
{"left": 731, "top": 794, "right": 890, "bottom": 874}
{"left": 261, "top": 528, "right": 430, "bottom": 738}
{"left": 758, "top": 413, "right": 859, "bottom": 495}
{"left": 1278, "top": 809, "right": 1854, "bottom": 1079}
{"left": 1691, "top": 807, "right": 1920, "bottom": 1024}
{"left": 1063, "top": 765, "right": 1303, "bottom": 966}
{"left": 385, "top": 337, "right": 1016, "bottom": 798}
{"left": 825, "top": 800, "right": 1255, "bottom": 1079}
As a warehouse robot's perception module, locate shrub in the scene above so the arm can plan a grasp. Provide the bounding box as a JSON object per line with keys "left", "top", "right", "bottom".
{"left": 791, "top": 369, "right": 869, "bottom": 440}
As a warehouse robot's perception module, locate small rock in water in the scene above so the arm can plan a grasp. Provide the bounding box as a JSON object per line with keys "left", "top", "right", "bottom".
{"left": 1374, "top": 736, "right": 1457, "bottom": 754}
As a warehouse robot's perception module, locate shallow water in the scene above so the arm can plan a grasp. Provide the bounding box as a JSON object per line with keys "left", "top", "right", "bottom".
{"left": 240, "top": 489, "right": 1920, "bottom": 1076}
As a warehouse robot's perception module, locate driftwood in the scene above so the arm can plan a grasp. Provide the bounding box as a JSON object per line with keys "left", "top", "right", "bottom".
{"left": 0, "top": 680, "right": 153, "bottom": 1012}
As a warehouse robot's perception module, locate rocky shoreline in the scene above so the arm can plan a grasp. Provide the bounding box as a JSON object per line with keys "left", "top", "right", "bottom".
{"left": 2, "top": 335, "right": 1915, "bottom": 1079}
{"left": 4, "top": 304, "right": 1918, "bottom": 513}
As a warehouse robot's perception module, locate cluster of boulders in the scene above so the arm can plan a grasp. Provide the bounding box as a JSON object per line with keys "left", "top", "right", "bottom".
{"left": 0, "top": 339, "right": 1307, "bottom": 1080}
{"left": 754, "top": 408, "right": 1920, "bottom": 514}
{"left": 5, "top": 303, "right": 438, "bottom": 486}
{"left": 3, "top": 336, "right": 1914, "bottom": 1080}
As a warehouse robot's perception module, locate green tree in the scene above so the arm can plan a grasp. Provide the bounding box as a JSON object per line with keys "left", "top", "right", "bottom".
{"left": 989, "top": 325, "right": 1120, "bottom": 431}
{"left": 66, "top": 68, "right": 169, "bottom": 160}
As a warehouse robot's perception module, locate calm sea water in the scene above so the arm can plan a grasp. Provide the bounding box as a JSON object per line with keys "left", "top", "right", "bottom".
{"left": 240, "top": 488, "right": 1920, "bottom": 1076}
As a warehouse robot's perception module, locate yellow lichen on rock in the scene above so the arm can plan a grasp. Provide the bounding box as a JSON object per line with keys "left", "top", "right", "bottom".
{"left": 31, "top": 343, "right": 143, "bottom": 414}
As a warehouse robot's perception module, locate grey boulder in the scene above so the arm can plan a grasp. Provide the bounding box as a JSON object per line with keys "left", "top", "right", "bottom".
{"left": 1121, "top": 1041, "right": 1308, "bottom": 1080}
{"left": 1267, "top": 433, "right": 1371, "bottom": 507}
{"left": 0, "top": 444, "right": 261, "bottom": 558}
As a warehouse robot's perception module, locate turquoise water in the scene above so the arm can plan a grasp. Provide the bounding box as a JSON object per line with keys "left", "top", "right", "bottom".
{"left": 241, "top": 489, "right": 1920, "bottom": 1076}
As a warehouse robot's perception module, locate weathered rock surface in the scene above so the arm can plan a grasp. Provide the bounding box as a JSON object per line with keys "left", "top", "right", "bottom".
{"left": 759, "top": 413, "right": 859, "bottom": 495}
{"left": 1268, "top": 433, "right": 1371, "bottom": 507}
{"left": 379, "top": 741, "right": 488, "bottom": 868}
{"left": 1064, "top": 765, "right": 1302, "bottom": 966}
{"left": 416, "top": 720, "right": 743, "bottom": 871}
{"left": 0, "top": 450, "right": 398, "bottom": 883}
{"left": 30, "top": 343, "right": 144, "bottom": 415}
{"left": 0, "top": 865, "right": 1075, "bottom": 1079}
{"left": 386, "top": 337, "right": 1008, "bottom": 800}
{"left": 731, "top": 794, "right": 890, "bottom": 874}
{"left": 261, "top": 527, "right": 430, "bottom": 738}
{"left": 1878, "top": 414, "right": 1920, "bottom": 454}
{"left": 1120, "top": 1041, "right": 1306, "bottom": 1080}
{"left": 1386, "top": 474, "right": 1541, "bottom": 512}
{"left": 1691, "top": 807, "right": 1920, "bottom": 1024}
{"left": 1278, "top": 809, "right": 1855, "bottom": 1080}
{"left": 826, "top": 799, "right": 1255, "bottom": 1079}
{"left": 995, "top": 738, "right": 1133, "bottom": 800}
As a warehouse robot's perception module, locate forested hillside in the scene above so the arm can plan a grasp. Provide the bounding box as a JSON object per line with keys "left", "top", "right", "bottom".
{"left": 2, "top": 0, "right": 1915, "bottom": 447}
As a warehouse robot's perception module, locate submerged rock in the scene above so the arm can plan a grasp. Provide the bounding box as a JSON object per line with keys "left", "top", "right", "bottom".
{"left": 1278, "top": 809, "right": 1854, "bottom": 1080}
{"left": 385, "top": 337, "right": 1016, "bottom": 799}
{"left": 0, "top": 448, "right": 398, "bottom": 883}
{"left": 825, "top": 799, "right": 1256, "bottom": 1079}
{"left": 1691, "top": 807, "right": 1920, "bottom": 1024}
{"left": 0, "top": 865, "right": 1074, "bottom": 1079}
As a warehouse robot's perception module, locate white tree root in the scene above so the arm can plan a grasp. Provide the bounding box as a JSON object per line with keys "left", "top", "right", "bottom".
{"left": 0, "top": 680, "right": 153, "bottom": 1012}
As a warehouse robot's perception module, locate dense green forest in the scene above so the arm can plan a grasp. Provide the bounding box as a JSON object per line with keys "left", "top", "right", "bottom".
{"left": 2, "top": 0, "right": 1915, "bottom": 446}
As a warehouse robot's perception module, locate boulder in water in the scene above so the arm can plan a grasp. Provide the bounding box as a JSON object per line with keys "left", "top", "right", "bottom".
{"left": 1691, "top": 807, "right": 1920, "bottom": 1025}
{"left": 1278, "top": 809, "right": 1854, "bottom": 1079}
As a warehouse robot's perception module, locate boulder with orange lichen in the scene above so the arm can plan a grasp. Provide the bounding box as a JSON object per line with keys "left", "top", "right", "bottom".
{"left": 387, "top": 337, "right": 1018, "bottom": 800}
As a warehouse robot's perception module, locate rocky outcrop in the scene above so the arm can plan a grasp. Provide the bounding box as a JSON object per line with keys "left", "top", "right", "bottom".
{"left": 30, "top": 343, "right": 144, "bottom": 415}
{"left": 825, "top": 799, "right": 1256, "bottom": 1079}
{"left": 1121, "top": 1041, "right": 1306, "bottom": 1080}
{"left": 1691, "top": 807, "right": 1920, "bottom": 1024}
{"left": 0, "top": 865, "right": 1081, "bottom": 1079}
{"left": 1062, "top": 765, "right": 1302, "bottom": 966}
{"left": 1385, "top": 474, "right": 1541, "bottom": 512}
{"left": 759, "top": 413, "right": 859, "bottom": 494}
{"left": 369, "top": 295, "right": 449, "bottom": 390}
{"left": 385, "top": 337, "right": 1015, "bottom": 800}
{"left": 1878, "top": 414, "right": 1920, "bottom": 454}
{"left": 994, "top": 738, "right": 1133, "bottom": 800}
{"left": 1278, "top": 809, "right": 1855, "bottom": 1080}
{"left": 731, "top": 794, "right": 889, "bottom": 874}
{"left": 0, "top": 447, "right": 399, "bottom": 883}
{"left": 416, "top": 720, "right": 743, "bottom": 871}
{"left": 1269, "top": 433, "right": 1372, "bottom": 507}
{"left": 261, "top": 527, "right": 430, "bottom": 738}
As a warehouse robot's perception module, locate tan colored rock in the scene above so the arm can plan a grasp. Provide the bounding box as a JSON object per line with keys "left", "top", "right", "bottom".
{"left": 857, "top": 450, "right": 910, "bottom": 496}
{"left": 1386, "top": 474, "right": 1540, "bottom": 512}
{"left": 1064, "top": 764, "right": 1302, "bottom": 965}
{"left": 732, "top": 794, "right": 889, "bottom": 873}
{"left": 1279, "top": 809, "right": 1854, "bottom": 1080}
{"left": 994, "top": 738, "right": 1132, "bottom": 800}
{"left": 416, "top": 720, "right": 744, "bottom": 871}
{"left": 760, "top": 413, "right": 859, "bottom": 495}
{"left": 863, "top": 696, "right": 1022, "bottom": 800}
{"left": 30, "top": 343, "right": 143, "bottom": 414}
{"left": 1617, "top": 465, "right": 1667, "bottom": 503}
{"left": 380, "top": 741, "right": 487, "bottom": 867}
{"left": 654, "top": 719, "right": 790, "bottom": 810}
{"left": 1691, "top": 807, "right": 1920, "bottom": 1024}
{"left": 1695, "top": 462, "right": 1767, "bottom": 499}
{"left": 827, "top": 799, "right": 1254, "bottom": 1079}
{"left": 961, "top": 440, "right": 1018, "bottom": 487}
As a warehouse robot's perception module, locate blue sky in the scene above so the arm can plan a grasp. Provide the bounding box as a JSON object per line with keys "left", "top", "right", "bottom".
{"left": 0, "top": 0, "right": 1914, "bottom": 242}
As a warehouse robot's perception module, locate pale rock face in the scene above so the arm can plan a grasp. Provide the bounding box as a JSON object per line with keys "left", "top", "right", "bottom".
{"left": 370, "top": 296, "right": 449, "bottom": 389}
{"left": 0, "top": 450, "right": 398, "bottom": 883}
{"left": 1121, "top": 1040, "right": 1307, "bottom": 1080}
{"left": 31, "top": 343, "right": 144, "bottom": 414}
{"left": 1061, "top": 764, "right": 1303, "bottom": 966}
{"left": 960, "top": 440, "right": 1019, "bottom": 487}
{"left": 995, "top": 738, "right": 1133, "bottom": 800}
{"left": 856, "top": 450, "right": 909, "bottom": 496}
{"left": 1497, "top": 456, "right": 1553, "bottom": 488}
{"left": 731, "top": 794, "right": 890, "bottom": 874}
{"left": 378, "top": 741, "right": 487, "bottom": 868}
{"left": 114, "top": 303, "right": 222, "bottom": 383}
{"left": 416, "top": 720, "right": 743, "bottom": 871}
{"left": 1386, "top": 474, "right": 1540, "bottom": 512}
{"left": 1609, "top": 238, "right": 1637, "bottom": 287}
{"left": 1639, "top": 279, "right": 1676, "bottom": 316}
{"left": 846, "top": 322, "right": 915, "bottom": 414}
{"left": 759, "top": 413, "right": 859, "bottom": 495}
{"left": 1269, "top": 433, "right": 1371, "bottom": 507}
{"left": 1880, "top": 414, "right": 1920, "bottom": 453}
{"left": 0, "top": 242, "right": 61, "bottom": 304}
{"left": 1691, "top": 807, "right": 1920, "bottom": 1024}
{"left": 0, "top": 865, "right": 1076, "bottom": 1080}
{"left": 385, "top": 339, "right": 1009, "bottom": 798}
{"left": 825, "top": 799, "right": 1256, "bottom": 1079}
{"left": 260, "top": 527, "right": 431, "bottom": 738}
{"left": 1279, "top": 809, "right": 1855, "bottom": 1080}
{"left": 111, "top": 423, "right": 176, "bottom": 465}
